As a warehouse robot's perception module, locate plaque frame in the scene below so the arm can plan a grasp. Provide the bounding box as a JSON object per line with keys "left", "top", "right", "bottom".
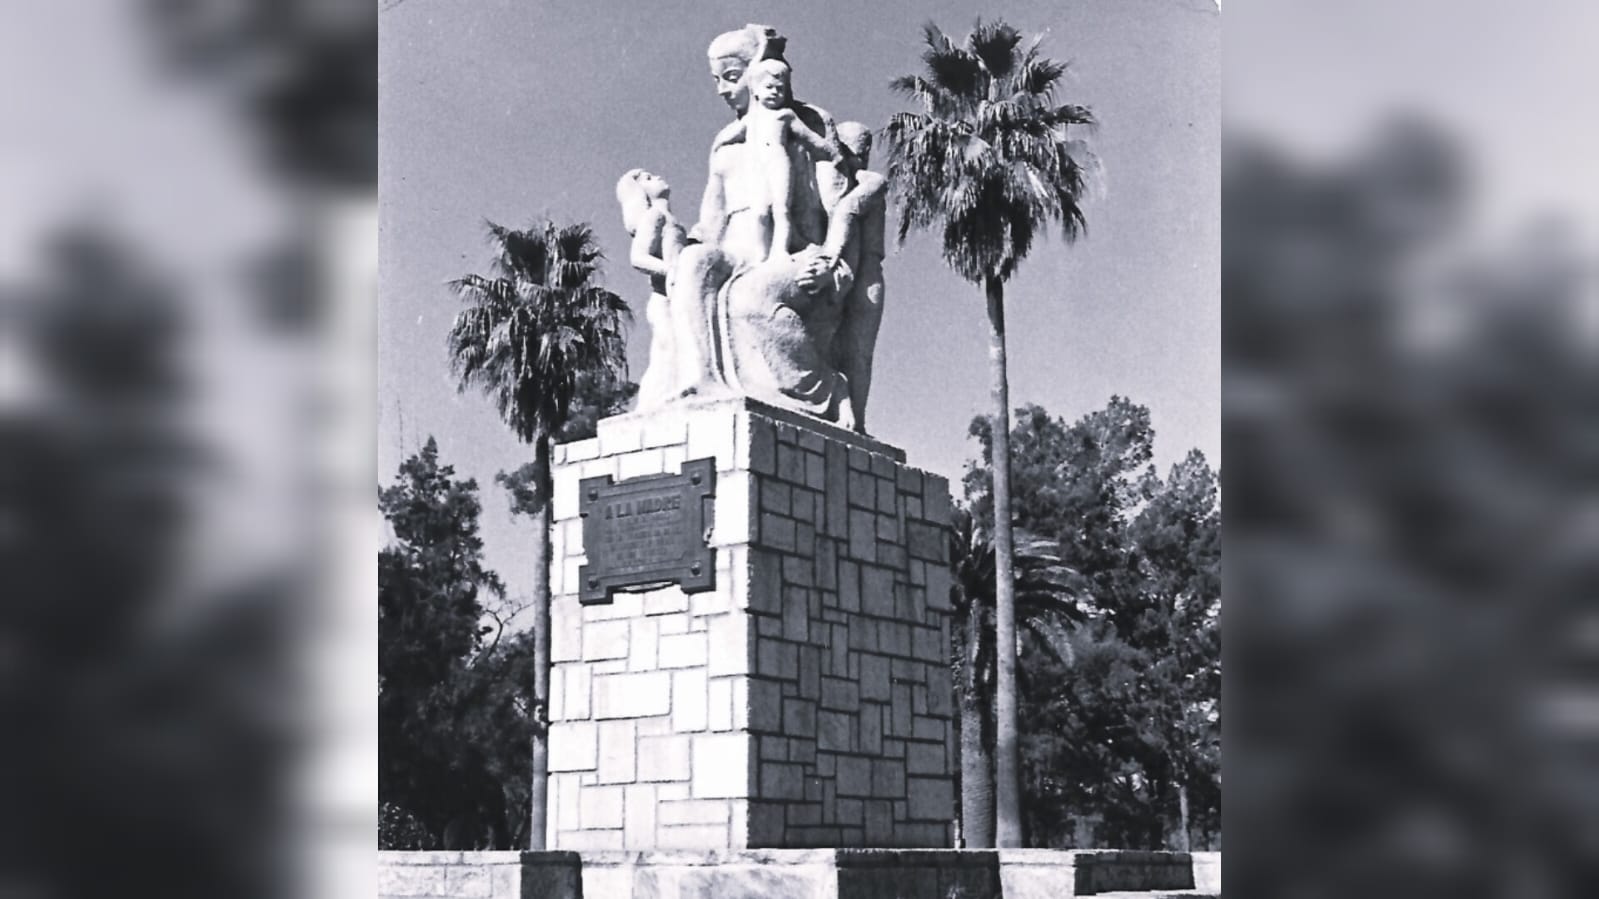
{"left": 576, "top": 457, "right": 716, "bottom": 605}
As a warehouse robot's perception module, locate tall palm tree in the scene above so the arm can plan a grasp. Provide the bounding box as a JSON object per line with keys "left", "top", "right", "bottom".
{"left": 445, "top": 220, "right": 632, "bottom": 849}
{"left": 883, "top": 20, "right": 1095, "bottom": 846}
{"left": 949, "top": 506, "right": 1088, "bottom": 846}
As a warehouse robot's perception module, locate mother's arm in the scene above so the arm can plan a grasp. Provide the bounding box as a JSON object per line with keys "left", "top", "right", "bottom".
{"left": 710, "top": 118, "right": 746, "bottom": 152}
{"left": 791, "top": 101, "right": 840, "bottom": 153}
{"left": 792, "top": 101, "right": 850, "bottom": 212}
{"left": 696, "top": 151, "right": 731, "bottom": 246}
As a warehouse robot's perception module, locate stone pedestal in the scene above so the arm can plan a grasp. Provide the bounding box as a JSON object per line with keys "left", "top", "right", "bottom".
{"left": 545, "top": 397, "right": 956, "bottom": 851}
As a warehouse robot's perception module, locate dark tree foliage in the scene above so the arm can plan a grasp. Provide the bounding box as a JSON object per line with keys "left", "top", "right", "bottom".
{"left": 379, "top": 802, "right": 432, "bottom": 851}
{"left": 949, "top": 505, "right": 1089, "bottom": 845}
{"left": 378, "top": 438, "right": 538, "bottom": 849}
{"left": 961, "top": 399, "right": 1220, "bottom": 849}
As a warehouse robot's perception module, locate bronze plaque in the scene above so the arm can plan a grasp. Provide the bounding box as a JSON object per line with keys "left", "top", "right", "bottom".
{"left": 577, "top": 457, "right": 716, "bottom": 604}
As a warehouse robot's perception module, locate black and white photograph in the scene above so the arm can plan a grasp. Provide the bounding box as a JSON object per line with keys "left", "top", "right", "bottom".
{"left": 5, "top": 0, "right": 1598, "bottom": 897}
{"left": 376, "top": 2, "right": 1219, "bottom": 895}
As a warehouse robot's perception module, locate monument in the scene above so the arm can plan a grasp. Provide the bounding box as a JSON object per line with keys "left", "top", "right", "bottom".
{"left": 619, "top": 23, "right": 889, "bottom": 434}
{"left": 378, "top": 22, "right": 1212, "bottom": 899}
{"left": 539, "top": 24, "right": 956, "bottom": 857}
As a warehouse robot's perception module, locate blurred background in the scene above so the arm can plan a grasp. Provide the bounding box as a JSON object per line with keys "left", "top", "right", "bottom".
{"left": 2, "top": 0, "right": 1596, "bottom": 897}
{"left": 1, "top": 1, "right": 373, "bottom": 898}
{"left": 1227, "top": 1, "right": 1598, "bottom": 896}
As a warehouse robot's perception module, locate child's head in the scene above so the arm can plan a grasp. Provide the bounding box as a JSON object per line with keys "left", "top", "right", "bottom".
{"left": 749, "top": 59, "right": 792, "bottom": 110}
{"left": 837, "top": 121, "right": 873, "bottom": 172}
{"left": 616, "top": 169, "right": 669, "bottom": 233}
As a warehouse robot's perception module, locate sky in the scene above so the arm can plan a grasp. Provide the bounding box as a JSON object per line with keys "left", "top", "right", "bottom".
{"left": 378, "top": 0, "right": 1220, "bottom": 607}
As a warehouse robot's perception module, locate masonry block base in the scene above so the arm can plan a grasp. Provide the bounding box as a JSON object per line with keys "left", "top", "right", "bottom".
{"left": 545, "top": 397, "right": 956, "bottom": 850}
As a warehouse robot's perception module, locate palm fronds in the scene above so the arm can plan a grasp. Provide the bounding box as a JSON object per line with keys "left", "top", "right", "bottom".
{"left": 951, "top": 506, "right": 1091, "bottom": 683}
{"left": 882, "top": 18, "right": 1098, "bottom": 284}
{"left": 445, "top": 221, "right": 632, "bottom": 445}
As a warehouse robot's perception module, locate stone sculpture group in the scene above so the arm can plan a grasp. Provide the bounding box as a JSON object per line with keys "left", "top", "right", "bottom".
{"left": 616, "top": 24, "right": 887, "bottom": 433}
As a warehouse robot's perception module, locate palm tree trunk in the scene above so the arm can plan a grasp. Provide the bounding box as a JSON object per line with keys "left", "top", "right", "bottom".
{"left": 959, "top": 682, "right": 996, "bottom": 847}
{"left": 527, "top": 435, "right": 553, "bottom": 849}
{"left": 986, "top": 274, "right": 1023, "bottom": 847}
{"left": 955, "top": 591, "right": 996, "bottom": 847}
{"left": 1176, "top": 777, "right": 1191, "bottom": 852}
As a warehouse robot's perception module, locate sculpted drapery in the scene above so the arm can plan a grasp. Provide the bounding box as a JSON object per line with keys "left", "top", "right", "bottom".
{"left": 617, "top": 24, "right": 887, "bottom": 433}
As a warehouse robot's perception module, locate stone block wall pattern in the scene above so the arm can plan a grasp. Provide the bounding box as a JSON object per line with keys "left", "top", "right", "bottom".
{"left": 376, "top": 852, "right": 581, "bottom": 899}
{"left": 544, "top": 397, "right": 957, "bottom": 850}
{"left": 377, "top": 850, "right": 1215, "bottom": 898}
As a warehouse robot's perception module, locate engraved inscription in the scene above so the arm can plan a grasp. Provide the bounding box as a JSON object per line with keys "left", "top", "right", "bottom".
{"left": 578, "top": 457, "right": 715, "bottom": 604}
{"left": 595, "top": 493, "right": 685, "bottom": 575}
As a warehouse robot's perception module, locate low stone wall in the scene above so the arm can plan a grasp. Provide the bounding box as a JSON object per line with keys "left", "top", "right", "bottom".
{"left": 834, "top": 849, "right": 1002, "bottom": 899}
{"left": 378, "top": 849, "right": 1210, "bottom": 898}
{"left": 580, "top": 849, "right": 998, "bottom": 899}
{"left": 997, "top": 850, "right": 1194, "bottom": 898}
{"left": 1191, "top": 851, "right": 1221, "bottom": 894}
{"left": 377, "top": 852, "right": 580, "bottom": 899}
{"left": 578, "top": 849, "right": 842, "bottom": 899}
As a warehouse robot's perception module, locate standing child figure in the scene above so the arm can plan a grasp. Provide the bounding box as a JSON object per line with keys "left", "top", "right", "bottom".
{"left": 616, "top": 169, "right": 689, "bottom": 410}
{"left": 710, "top": 58, "right": 838, "bottom": 261}
{"left": 822, "top": 122, "right": 888, "bottom": 432}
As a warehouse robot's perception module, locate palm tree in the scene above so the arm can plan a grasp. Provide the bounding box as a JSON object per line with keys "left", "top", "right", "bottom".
{"left": 445, "top": 220, "right": 632, "bottom": 849}
{"left": 949, "top": 506, "right": 1088, "bottom": 846}
{"left": 883, "top": 19, "right": 1095, "bottom": 846}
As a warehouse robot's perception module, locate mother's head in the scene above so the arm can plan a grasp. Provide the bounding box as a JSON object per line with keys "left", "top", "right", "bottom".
{"left": 707, "top": 24, "right": 787, "bottom": 117}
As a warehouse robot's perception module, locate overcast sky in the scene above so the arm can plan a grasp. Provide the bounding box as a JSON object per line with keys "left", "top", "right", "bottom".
{"left": 379, "top": 0, "right": 1220, "bottom": 608}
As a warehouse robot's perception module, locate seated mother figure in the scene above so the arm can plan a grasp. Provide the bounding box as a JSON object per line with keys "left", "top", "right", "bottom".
{"left": 663, "top": 24, "right": 856, "bottom": 428}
